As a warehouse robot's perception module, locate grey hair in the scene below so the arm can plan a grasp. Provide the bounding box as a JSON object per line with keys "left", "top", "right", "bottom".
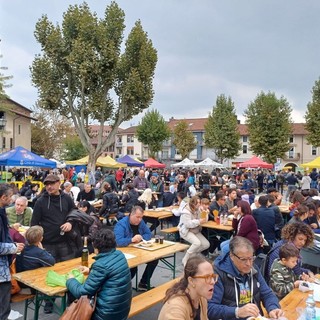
{"left": 230, "top": 236, "right": 254, "bottom": 254}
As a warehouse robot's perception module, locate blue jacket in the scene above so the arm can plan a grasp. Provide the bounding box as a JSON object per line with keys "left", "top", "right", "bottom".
{"left": 16, "top": 245, "right": 55, "bottom": 272}
{"left": 114, "top": 215, "right": 151, "bottom": 247}
{"left": 67, "top": 249, "right": 132, "bottom": 320}
{"left": 0, "top": 207, "right": 17, "bottom": 282}
{"left": 208, "top": 252, "right": 280, "bottom": 320}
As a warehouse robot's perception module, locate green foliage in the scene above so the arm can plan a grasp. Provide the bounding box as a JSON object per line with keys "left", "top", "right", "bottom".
{"left": 30, "top": 1, "right": 157, "bottom": 168}
{"left": 172, "top": 121, "right": 197, "bottom": 159}
{"left": 305, "top": 78, "right": 320, "bottom": 147}
{"left": 204, "top": 94, "right": 241, "bottom": 162}
{"left": 31, "top": 108, "right": 73, "bottom": 158}
{"left": 0, "top": 53, "right": 13, "bottom": 111}
{"left": 62, "top": 135, "right": 87, "bottom": 160}
{"left": 136, "top": 109, "right": 170, "bottom": 158}
{"left": 244, "top": 91, "right": 292, "bottom": 163}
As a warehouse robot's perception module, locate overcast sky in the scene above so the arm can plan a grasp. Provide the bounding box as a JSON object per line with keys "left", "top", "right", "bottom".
{"left": 1, "top": 0, "right": 320, "bottom": 127}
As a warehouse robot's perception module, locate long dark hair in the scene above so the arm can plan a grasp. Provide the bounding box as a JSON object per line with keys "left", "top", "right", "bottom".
{"left": 163, "top": 254, "right": 209, "bottom": 316}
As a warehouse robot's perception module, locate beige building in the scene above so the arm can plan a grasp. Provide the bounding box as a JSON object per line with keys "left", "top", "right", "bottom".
{"left": 0, "top": 98, "right": 34, "bottom": 153}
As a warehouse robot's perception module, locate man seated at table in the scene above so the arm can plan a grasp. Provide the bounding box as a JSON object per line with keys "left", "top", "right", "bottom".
{"left": 208, "top": 236, "right": 284, "bottom": 320}
{"left": 76, "top": 183, "right": 96, "bottom": 202}
{"left": 6, "top": 196, "right": 33, "bottom": 227}
{"left": 114, "top": 205, "right": 158, "bottom": 291}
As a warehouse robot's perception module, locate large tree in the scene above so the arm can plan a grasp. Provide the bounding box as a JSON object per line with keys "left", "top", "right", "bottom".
{"left": 30, "top": 2, "right": 157, "bottom": 170}
{"left": 305, "top": 78, "right": 320, "bottom": 146}
{"left": 136, "top": 109, "right": 170, "bottom": 159}
{"left": 204, "top": 94, "right": 241, "bottom": 163}
{"left": 172, "top": 120, "right": 197, "bottom": 159}
{"left": 244, "top": 91, "right": 292, "bottom": 164}
{"left": 31, "top": 108, "right": 74, "bottom": 159}
{"left": 61, "top": 134, "right": 87, "bottom": 160}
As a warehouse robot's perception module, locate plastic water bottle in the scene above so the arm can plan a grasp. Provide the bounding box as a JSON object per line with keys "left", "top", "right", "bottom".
{"left": 223, "top": 213, "right": 228, "bottom": 225}
{"left": 219, "top": 213, "right": 224, "bottom": 225}
{"left": 305, "top": 294, "right": 316, "bottom": 320}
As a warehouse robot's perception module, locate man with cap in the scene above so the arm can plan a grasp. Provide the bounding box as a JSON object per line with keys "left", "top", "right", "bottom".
{"left": 31, "top": 174, "right": 76, "bottom": 312}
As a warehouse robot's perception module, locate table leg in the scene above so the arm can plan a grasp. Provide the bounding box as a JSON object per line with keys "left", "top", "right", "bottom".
{"left": 160, "top": 253, "right": 176, "bottom": 279}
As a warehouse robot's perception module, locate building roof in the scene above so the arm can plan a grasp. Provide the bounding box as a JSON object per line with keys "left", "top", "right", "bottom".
{"left": 167, "top": 117, "right": 207, "bottom": 131}
{"left": 120, "top": 126, "right": 138, "bottom": 134}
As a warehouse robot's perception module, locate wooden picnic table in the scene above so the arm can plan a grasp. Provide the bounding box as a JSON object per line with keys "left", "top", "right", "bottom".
{"left": 13, "top": 242, "right": 189, "bottom": 297}
{"left": 202, "top": 220, "right": 234, "bottom": 241}
{"left": 279, "top": 287, "right": 319, "bottom": 320}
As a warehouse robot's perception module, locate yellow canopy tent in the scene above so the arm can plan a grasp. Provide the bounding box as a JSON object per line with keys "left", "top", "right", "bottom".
{"left": 66, "top": 155, "right": 126, "bottom": 168}
{"left": 96, "top": 156, "right": 127, "bottom": 168}
{"left": 300, "top": 156, "right": 320, "bottom": 169}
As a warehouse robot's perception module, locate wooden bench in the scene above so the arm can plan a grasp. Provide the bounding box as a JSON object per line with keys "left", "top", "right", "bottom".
{"left": 161, "top": 226, "right": 179, "bottom": 234}
{"left": 128, "top": 278, "right": 179, "bottom": 318}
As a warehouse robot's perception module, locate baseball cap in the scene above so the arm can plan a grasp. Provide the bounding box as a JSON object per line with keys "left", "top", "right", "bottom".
{"left": 43, "top": 174, "right": 60, "bottom": 184}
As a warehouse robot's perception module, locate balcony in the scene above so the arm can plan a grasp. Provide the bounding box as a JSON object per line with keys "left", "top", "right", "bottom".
{"left": 283, "top": 152, "right": 300, "bottom": 161}
{"left": 115, "top": 142, "right": 122, "bottom": 147}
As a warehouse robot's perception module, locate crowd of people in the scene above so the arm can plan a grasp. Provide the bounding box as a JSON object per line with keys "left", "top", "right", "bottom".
{"left": 1, "top": 165, "right": 320, "bottom": 319}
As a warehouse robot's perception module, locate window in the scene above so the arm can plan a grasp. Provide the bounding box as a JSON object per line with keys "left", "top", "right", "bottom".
{"left": 2, "top": 137, "right": 5, "bottom": 150}
{"left": 116, "top": 136, "right": 122, "bottom": 143}
{"left": 243, "top": 136, "right": 248, "bottom": 143}
{"left": 288, "top": 147, "right": 294, "bottom": 158}
{"left": 10, "top": 138, "right": 13, "bottom": 149}
{"left": 127, "top": 135, "right": 134, "bottom": 143}
{"left": 242, "top": 145, "right": 247, "bottom": 154}
{"left": 127, "top": 147, "right": 134, "bottom": 155}
{"left": 116, "top": 147, "right": 122, "bottom": 155}
{"left": 312, "top": 146, "right": 317, "bottom": 156}
{"left": 18, "top": 125, "right": 21, "bottom": 135}
{"left": 162, "top": 151, "right": 169, "bottom": 159}
{"left": 289, "top": 135, "right": 294, "bottom": 143}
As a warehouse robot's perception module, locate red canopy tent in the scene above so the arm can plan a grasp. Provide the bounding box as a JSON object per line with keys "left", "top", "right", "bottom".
{"left": 238, "top": 156, "right": 273, "bottom": 169}
{"left": 144, "top": 158, "right": 166, "bottom": 168}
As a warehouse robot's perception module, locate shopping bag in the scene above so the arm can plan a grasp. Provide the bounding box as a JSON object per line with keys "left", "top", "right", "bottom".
{"left": 46, "top": 269, "right": 84, "bottom": 287}
{"left": 59, "top": 295, "right": 96, "bottom": 320}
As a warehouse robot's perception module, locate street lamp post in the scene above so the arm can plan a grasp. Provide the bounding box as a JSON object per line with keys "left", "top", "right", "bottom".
{"left": 0, "top": 117, "right": 7, "bottom": 154}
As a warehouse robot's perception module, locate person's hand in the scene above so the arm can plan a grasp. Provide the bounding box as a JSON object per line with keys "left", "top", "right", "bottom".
{"left": 269, "top": 308, "right": 284, "bottom": 319}
{"left": 132, "top": 235, "right": 143, "bottom": 243}
{"left": 237, "top": 303, "right": 260, "bottom": 318}
{"left": 60, "top": 222, "right": 72, "bottom": 232}
{"left": 294, "top": 280, "right": 302, "bottom": 288}
{"left": 67, "top": 273, "right": 75, "bottom": 279}
{"left": 310, "top": 223, "right": 318, "bottom": 229}
{"left": 15, "top": 242, "right": 25, "bottom": 254}
{"left": 78, "top": 266, "right": 90, "bottom": 275}
{"left": 199, "top": 218, "right": 207, "bottom": 224}
{"left": 12, "top": 223, "right": 21, "bottom": 231}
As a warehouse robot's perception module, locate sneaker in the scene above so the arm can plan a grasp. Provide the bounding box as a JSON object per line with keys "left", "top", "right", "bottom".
{"left": 137, "top": 282, "right": 155, "bottom": 292}
{"left": 44, "top": 301, "right": 53, "bottom": 314}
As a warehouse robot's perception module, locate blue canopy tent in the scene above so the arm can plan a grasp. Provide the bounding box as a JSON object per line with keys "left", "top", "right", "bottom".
{"left": 0, "top": 146, "right": 57, "bottom": 168}
{"left": 117, "top": 155, "right": 144, "bottom": 167}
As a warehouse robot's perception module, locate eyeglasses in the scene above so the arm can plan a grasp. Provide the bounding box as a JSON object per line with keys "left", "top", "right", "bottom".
{"left": 232, "top": 252, "right": 256, "bottom": 263}
{"left": 192, "top": 273, "right": 219, "bottom": 284}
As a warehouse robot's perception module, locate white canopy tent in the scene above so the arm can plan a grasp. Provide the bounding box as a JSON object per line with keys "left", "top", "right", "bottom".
{"left": 194, "top": 157, "right": 224, "bottom": 168}
{"left": 171, "top": 158, "right": 195, "bottom": 168}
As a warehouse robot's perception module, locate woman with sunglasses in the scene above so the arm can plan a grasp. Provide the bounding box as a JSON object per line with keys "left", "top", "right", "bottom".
{"left": 158, "top": 254, "right": 217, "bottom": 320}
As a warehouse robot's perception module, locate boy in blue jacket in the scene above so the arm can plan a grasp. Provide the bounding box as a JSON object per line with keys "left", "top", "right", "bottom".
{"left": 16, "top": 226, "right": 55, "bottom": 272}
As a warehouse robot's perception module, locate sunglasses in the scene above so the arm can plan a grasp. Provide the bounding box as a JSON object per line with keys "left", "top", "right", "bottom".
{"left": 192, "top": 273, "right": 219, "bottom": 284}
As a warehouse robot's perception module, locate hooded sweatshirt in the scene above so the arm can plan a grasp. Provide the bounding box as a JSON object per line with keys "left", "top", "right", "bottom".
{"left": 31, "top": 191, "right": 75, "bottom": 245}
{"left": 207, "top": 252, "right": 280, "bottom": 320}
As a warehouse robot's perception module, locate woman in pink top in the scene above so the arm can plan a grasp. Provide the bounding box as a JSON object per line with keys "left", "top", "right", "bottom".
{"left": 232, "top": 200, "right": 260, "bottom": 251}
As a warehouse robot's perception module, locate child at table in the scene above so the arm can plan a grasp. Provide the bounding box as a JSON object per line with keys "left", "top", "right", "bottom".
{"left": 16, "top": 226, "right": 55, "bottom": 273}
{"left": 269, "top": 242, "right": 305, "bottom": 299}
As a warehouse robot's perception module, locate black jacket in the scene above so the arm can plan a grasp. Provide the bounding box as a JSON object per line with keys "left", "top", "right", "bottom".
{"left": 99, "top": 192, "right": 119, "bottom": 217}
{"left": 31, "top": 191, "right": 75, "bottom": 245}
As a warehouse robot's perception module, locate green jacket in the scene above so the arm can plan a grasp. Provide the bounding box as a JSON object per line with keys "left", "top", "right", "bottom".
{"left": 269, "top": 258, "right": 298, "bottom": 300}
{"left": 6, "top": 206, "right": 33, "bottom": 226}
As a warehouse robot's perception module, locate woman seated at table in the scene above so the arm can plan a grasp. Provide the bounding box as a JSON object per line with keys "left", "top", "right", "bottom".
{"left": 158, "top": 253, "right": 217, "bottom": 320}
{"left": 307, "top": 201, "right": 320, "bottom": 232}
{"left": 179, "top": 196, "right": 209, "bottom": 266}
{"left": 66, "top": 228, "right": 132, "bottom": 320}
{"left": 266, "top": 222, "right": 315, "bottom": 281}
{"left": 288, "top": 204, "right": 309, "bottom": 224}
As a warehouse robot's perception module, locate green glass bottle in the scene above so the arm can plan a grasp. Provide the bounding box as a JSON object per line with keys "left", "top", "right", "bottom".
{"left": 81, "top": 236, "right": 89, "bottom": 267}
